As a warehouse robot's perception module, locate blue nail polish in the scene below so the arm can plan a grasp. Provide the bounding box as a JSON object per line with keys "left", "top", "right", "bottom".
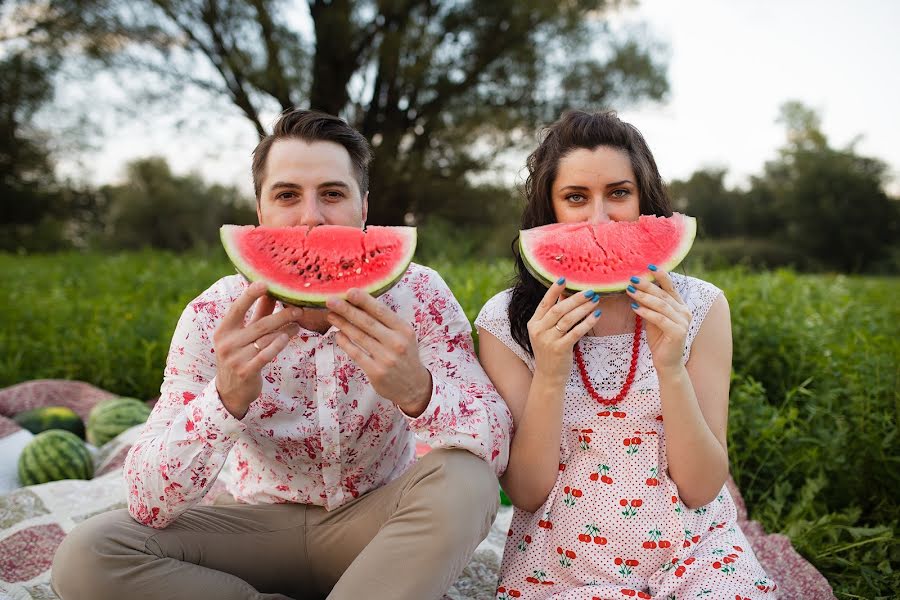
{"left": 593, "top": 309, "right": 602, "bottom": 317}
{"left": 631, "top": 302, "right": 639, "bottom": 309}
{"left": 592, "top": 294, "right": 600, "bottom": 303}
{"left": 557, "top": 277, "right": 566, "bottom": 285}
{"left": 648, "top": 264, "right": 658, "bottom": 271}
{"left": 626, "top": 284, "right": 636, "bottom": 293}
{"left": 583, "top": 290, "right": 595, "bottom": 298}
{"left": 630, "top": 276, "right": 640, "bottom": 284}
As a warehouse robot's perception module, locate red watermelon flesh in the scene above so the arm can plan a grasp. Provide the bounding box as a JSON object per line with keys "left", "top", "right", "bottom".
{"left": 220, "top": 224, "right": 417, "bottom": 306}
{"left": 519, "top": 213, "right": 696, "bottom": 292}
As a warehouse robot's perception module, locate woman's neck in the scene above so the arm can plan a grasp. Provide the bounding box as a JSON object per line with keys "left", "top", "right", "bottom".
{"left": 588, "top": 293, "right": 636, "bottom": 337}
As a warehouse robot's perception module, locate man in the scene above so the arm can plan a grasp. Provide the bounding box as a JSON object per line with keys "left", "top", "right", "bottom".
{"left": 51, "top": 109, "right": 512, "bottom": 600}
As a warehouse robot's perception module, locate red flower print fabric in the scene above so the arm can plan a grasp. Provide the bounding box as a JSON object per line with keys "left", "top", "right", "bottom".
{"left": 125, "top": 264, "right": 512, "bottom": 528}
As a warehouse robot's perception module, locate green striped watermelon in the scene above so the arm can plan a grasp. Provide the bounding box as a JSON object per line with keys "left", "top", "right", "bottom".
{"left": 14, "top": 406, "right": 86, "bottom": 439}
{"left": 86, "top": 397, "right": 152, "bottom": 446}
{"left": 18, "top": 429, "right": 94, "bottom": 486}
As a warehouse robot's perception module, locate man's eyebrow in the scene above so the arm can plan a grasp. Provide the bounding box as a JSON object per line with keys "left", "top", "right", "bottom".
{"left": 270, "top": 181, "right": 300, "bottom": 191}
{"left": 317, "top": 181, "right": 351, "bottom": 189}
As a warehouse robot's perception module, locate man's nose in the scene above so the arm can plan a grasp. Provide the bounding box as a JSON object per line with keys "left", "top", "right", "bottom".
{"left": 297, "top": 198, "right": 325, "bottom": 227}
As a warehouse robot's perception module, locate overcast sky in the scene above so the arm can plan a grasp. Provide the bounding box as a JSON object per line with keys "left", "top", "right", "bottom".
{"left": 70, "top": 0, "right": 900, "bottom": 196}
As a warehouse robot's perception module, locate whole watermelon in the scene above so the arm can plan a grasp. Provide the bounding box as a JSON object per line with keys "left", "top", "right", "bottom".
{"left": 18, "top": 429, "right": 94, "bottom": 486}
{"left": 86, "top": 397, "right": 152, "bottom": 446}
{"left": 14, "top": 406, "right": 86, "bottom": 439}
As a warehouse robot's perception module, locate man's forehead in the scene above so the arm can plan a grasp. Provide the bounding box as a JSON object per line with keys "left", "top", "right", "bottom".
{"left": 264, "top": 139, "right": 356, "bottom": 184}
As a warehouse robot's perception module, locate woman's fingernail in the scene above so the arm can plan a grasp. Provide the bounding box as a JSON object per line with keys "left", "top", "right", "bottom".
{"left": 626, "top": 284, "right": 636, "bottom": 293}
{"left": 557, "top": 277, "right": 566, "bottom": 285}
{"left": 592, "top": 294, "right": 600, "bottom": 303}
{"left": 583, "top": 290, "right": 595, "bottom": 298}
{"left": 630, "top": 276, "right": 640, "bottom": 284}
{"left": 631, "top": 302, "right": 640, "bottom": 309}
{"left": 594, "top": 309, "right": 602, "bottom": 317}
{"left": 648, "top": 264, "right": 658, "bottom": 271}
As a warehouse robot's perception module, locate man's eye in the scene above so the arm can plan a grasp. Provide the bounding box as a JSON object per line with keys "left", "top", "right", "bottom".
{"left": 276, "top": 192, "right": 297, "bottom": 200}
{"left": 324, "top": 191, "right": 345, "bottom": 200}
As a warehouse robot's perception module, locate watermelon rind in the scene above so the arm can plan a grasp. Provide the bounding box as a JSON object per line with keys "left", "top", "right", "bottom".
{"left": 220, "top": 225, "right": 417, "bottom": 307}
{"left": 519, "top": 214, "right": 697, "bottom": 294}
{"left": 14, "top": 406, "right": 86, "bottom": 439}
{"left": 18, "top": 429, "right": 94, "bottom": 486}
{"left": 86, "top": 397, "right": 152, "bottom": 447}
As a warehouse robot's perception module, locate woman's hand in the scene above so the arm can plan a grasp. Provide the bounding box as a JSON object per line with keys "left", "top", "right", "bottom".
{"left": 528, "top": 278, "right": 602, "bottom": 384}
{"left": 625, "top": 265, "right": 692, "bottom": 375}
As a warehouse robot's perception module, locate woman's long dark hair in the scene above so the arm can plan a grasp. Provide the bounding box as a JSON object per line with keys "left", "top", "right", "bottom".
{"left": 509, "top": 110, "right": 674, "bottom": 356}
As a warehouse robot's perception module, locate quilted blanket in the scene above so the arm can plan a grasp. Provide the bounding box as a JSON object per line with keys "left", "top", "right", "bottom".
{"left": 0, "top": 380, "right": 835, "bottom": 599}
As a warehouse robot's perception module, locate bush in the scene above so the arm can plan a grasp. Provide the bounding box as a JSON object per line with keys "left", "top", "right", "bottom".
{"left": 1, "top": 251, "right": 897, "bottom": 596}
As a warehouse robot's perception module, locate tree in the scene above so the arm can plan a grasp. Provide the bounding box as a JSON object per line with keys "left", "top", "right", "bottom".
{"left": 102, "top": 156, "right": 256, "bottom": 250}
{"left": 752, "top": 102, "right": 898, "bottom": 272}
{"left": 668, "top": 167, "right": 742, "bottom": 238}
{"left": 0, "top": 50, "right": 72, "bottom": 251}
{"left": 7, "top": 0, "right": 669, "bottom": 225}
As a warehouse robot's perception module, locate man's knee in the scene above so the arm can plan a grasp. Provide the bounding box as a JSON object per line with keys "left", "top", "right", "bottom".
{"left": 417, "top": 449, "right": 499, "bottom": 539}
{"left": 52, "top": 509, "right": 150, "bottom": 599}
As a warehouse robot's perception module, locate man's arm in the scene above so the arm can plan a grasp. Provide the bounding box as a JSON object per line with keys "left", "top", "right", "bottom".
{"left": 125, "top": 281, "right": 301, "bottom": 528}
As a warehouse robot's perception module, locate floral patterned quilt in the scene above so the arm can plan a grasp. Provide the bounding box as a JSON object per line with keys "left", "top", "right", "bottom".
{"left": 0, "top": 380, "right": 834, "bottom": 600}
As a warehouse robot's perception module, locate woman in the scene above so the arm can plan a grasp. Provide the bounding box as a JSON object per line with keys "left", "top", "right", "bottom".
{"left": 476, "top": 110, "right": 775, "bottom": 599}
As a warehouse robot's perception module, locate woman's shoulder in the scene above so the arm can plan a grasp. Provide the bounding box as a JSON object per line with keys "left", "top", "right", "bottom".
{"left": 475, "top": 288, "right": 515, "bottom": 325}
{"left": 669, "top": 272, "right": 723, "bottom": 310}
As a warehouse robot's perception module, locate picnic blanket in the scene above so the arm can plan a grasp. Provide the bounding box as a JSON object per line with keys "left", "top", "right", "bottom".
{"left": 0, "top": 380, "right": 835, "bottom": 599}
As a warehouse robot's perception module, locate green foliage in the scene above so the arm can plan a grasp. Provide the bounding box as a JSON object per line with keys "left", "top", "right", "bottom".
{"left": 102, "top": 156, "right": 257, "bottom": 251}
{"left": 720, "top": 269, "right": 899, "bottom": 597}
{"left": 1, "top": 252, "right": 897, "bottom": 596}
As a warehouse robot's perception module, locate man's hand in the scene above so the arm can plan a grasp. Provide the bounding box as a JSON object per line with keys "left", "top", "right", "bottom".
{"left": 325, "top": 289, "right": 433, "bottom": 417}
{"left": 213, "top": 282, "right": 303, "bottom": 419}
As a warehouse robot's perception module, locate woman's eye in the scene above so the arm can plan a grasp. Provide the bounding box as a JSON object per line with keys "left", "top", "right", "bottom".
{"left": 610, "top": 189, "right": 630, "bottom": 199}
{"left": 566, "top": 194, "right": 587, "bottom": 203}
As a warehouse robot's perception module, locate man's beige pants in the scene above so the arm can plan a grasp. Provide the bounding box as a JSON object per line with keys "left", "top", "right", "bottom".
{"left": 50, "top": 448, "right": 499, "bottom": 600}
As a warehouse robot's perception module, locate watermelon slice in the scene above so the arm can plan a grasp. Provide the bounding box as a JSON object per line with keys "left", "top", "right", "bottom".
{"left": 519, "top": 213, "right": 696, "bottom": 293}
{"left": 220, "top": 225, "right": 417, "bottom": 306}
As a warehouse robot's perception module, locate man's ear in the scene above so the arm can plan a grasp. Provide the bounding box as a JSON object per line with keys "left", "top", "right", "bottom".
{"left": 361, "top": 191, "right": 369, "bottom": 226}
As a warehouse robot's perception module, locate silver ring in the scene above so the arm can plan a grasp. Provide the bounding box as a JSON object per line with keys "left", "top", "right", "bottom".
{"left": 252, "top": 341, "right": 262, "bottom": 352}
{"left": 554, "top": 323, "right": 565, "bottom": 334}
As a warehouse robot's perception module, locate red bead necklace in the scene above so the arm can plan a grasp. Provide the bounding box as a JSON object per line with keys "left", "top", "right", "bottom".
{"left": 574, "top": 314, "right": 642, "bottom": 406}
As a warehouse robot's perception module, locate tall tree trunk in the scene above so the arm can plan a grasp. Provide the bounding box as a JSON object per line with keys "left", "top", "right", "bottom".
{"left": 308, "top": 0, "right": 355, "bottom": 115}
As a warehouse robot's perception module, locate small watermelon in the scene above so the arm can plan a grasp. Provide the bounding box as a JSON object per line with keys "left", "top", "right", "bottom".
{"left": 220, "top": 224, "right": 417, "bottom": 307}
{"left": 519, "top": 213, "right": 697, "bottom": 293}
{"left": 86, "top": 397, "right": 152, "bottom": 446}
{"left": 18, "top": 429, "right": 94, "bottom": 486}
{"left": 14, "top": 406, "right": 86, "bottom": 439}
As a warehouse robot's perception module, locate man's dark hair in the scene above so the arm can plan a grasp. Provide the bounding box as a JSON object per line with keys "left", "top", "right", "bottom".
{"left": 252, "top": 108, "right": 372, "bottom": 200}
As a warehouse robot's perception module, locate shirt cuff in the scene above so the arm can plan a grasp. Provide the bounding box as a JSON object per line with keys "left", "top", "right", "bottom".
{"left": 401, "top": 373, "right": 451, "bottom": 433}
{"left": 183, "top": 377, "right": 247, "bottom": 451}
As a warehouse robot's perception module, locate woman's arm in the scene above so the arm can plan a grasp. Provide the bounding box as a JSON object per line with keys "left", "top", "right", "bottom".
{"left": 478, "top": 282, "right": 600, "bottom": 512}
{"left": 627, "top": 270, "right": 731, "bottom": 508}
{"left": 659, "top": 295, "right": 731, "bottom": 508}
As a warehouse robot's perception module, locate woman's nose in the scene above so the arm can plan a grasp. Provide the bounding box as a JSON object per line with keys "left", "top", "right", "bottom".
{"left": 587, "top": 201, "right": 611, "bottom": 224}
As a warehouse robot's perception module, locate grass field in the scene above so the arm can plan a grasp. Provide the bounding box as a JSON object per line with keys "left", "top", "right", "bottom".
{"left": 1, "top": 250, "right": 897, "bottom": 598}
